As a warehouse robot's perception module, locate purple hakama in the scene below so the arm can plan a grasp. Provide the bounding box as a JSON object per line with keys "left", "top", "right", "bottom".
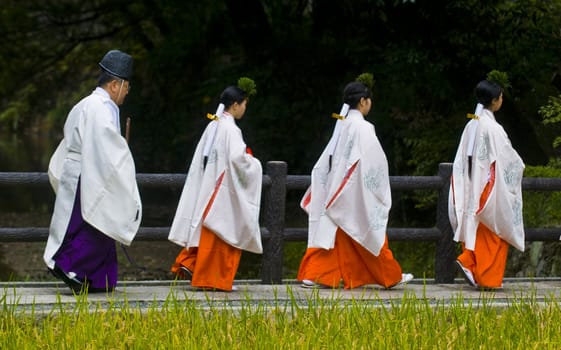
{"left": 53, "top": 185, "right": 118, "bottom": 289}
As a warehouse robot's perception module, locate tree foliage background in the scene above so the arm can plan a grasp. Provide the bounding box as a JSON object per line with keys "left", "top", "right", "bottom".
{"left": 2, "top": 0, "right": 561, "bottom": 278}
{"left": 2, "top": 0, "right": 561, "bottom": 172}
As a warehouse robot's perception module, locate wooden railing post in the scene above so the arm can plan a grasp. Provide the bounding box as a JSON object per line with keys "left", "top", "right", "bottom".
{"left": 435, "top": 163, "right": 456, "bottom": 283}
{"left": 261, "top": 161, "right": 287, "bottom": 284}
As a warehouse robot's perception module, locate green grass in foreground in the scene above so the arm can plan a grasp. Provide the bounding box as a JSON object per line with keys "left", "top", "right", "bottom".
{"left": 2, "top": 291, "right": 561, "bottom": 349}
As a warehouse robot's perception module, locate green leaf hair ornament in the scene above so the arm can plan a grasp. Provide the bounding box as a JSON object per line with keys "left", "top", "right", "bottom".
{"left": 486, "top": 70, "right": 511, "bottom": 90}
{"left": 355, "top": 73, "right": 375, "bottom": 91}
{"left": 237, "top": 77, "right": 257, "bottom": 98}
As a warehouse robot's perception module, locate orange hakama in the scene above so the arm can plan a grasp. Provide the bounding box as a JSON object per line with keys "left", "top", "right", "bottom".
{"left": 171, "top": 228, "right": 241, "bottom": 291}
{"left": 171, "top": 171, "right": 241, "bottom": 291}
{"left": 297, "top": 228, "right": 402, "bottom": 288}
{"left": 456, "top": 163, "right": 509, "bottom": 288}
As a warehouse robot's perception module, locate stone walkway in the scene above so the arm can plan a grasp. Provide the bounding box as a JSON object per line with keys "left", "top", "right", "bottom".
{"left": 3, "top": 278, "right": 561, "bottom": 312}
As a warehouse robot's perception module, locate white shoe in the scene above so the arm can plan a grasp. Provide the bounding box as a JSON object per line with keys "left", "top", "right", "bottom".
{"left": 179, "top": 266, "right": 193, "bottom": 280}
{"left": 456, "top": 260, "right": 478, "bottom": 287}
{"left": 384, "top": 273, "right": 414, "bottom": 289}
{"left": 301, "top": 279, "right": 329, "bottom": 289}
{"left": 231, "top": 286, "right": 238, "bottom": 291}
{"left": 399, "top": 273, "right": 414, "bottom": 285}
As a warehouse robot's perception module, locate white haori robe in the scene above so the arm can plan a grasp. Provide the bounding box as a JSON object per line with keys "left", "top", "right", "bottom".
{"left": 44, "top": 88, "right": 142, "bottom": 268}
{"left": 168, "top": 113, "right": 263, "bottom": 254}
{"left": 301, "top": 109, "right": 391, "bottom": 256}
{"left": 449, "top": 108, "right": 525, "bottom": 252}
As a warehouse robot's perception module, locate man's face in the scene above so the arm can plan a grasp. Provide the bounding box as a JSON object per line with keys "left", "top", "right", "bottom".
{"left": 115, "top": 79, "right": 131, "bottom": 106}
{"left": 108, "top": 79, "right": 131, "bottom": 106}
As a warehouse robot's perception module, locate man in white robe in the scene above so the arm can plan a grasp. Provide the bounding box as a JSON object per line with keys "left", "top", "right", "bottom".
{"left": 449, "top": 80, "right": 525, "bottom": 288}
{"left": 45, "top": 50, "right": 142, "bottom": 293}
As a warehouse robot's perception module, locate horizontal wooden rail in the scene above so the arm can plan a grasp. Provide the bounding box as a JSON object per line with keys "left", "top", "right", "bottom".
{"left": 1, "top": 226, "right": 559, "bottom": 243}
{"left": 3, "top": 172, "right": 560, "bottom": 190}
{"left": 2, "top": 162, "right": 561, "bottom": 284}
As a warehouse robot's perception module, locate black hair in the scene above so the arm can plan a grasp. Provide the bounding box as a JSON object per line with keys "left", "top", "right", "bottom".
{"left": 98, "top": 70, "right": 123, "bottom": 87}
{"left": 475, "top": 80, "right": 503, "bottom": 108}
{"left": 220, "top": 86, "right": 247, "bottom": 109}
{"left": 343, "top": 81, "right": 372, "bottom": 108}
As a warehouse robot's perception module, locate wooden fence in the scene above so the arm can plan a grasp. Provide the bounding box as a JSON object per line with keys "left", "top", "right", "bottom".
{"left": 2, "top": 162, "right": 561, "bottom": 283}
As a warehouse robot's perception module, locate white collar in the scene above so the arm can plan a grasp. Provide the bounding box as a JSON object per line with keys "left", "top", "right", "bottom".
{"left": 481, "top": 108, "right": 496, "bottom": 122}
{"left": 93, "top": 86, "right": 114, "bottom": 102}
{"left": 93, "top": 87, "right": 120, "bottom": 131}
{"left": 346, "top": 109, "right": 365, "bottom": 120}
{"left": 221, "top": 111, "right": 235, "bottom": 123}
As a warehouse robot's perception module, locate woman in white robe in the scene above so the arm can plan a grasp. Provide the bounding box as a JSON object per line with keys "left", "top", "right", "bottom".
{"left": 169, "top": 81, "right": 262, "bottom": 292}
{"left": 449, "top": 79, "right": 525, "bottom": 289}
{"left": 297, "top": 77, "right": 413, "bottom": 289}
